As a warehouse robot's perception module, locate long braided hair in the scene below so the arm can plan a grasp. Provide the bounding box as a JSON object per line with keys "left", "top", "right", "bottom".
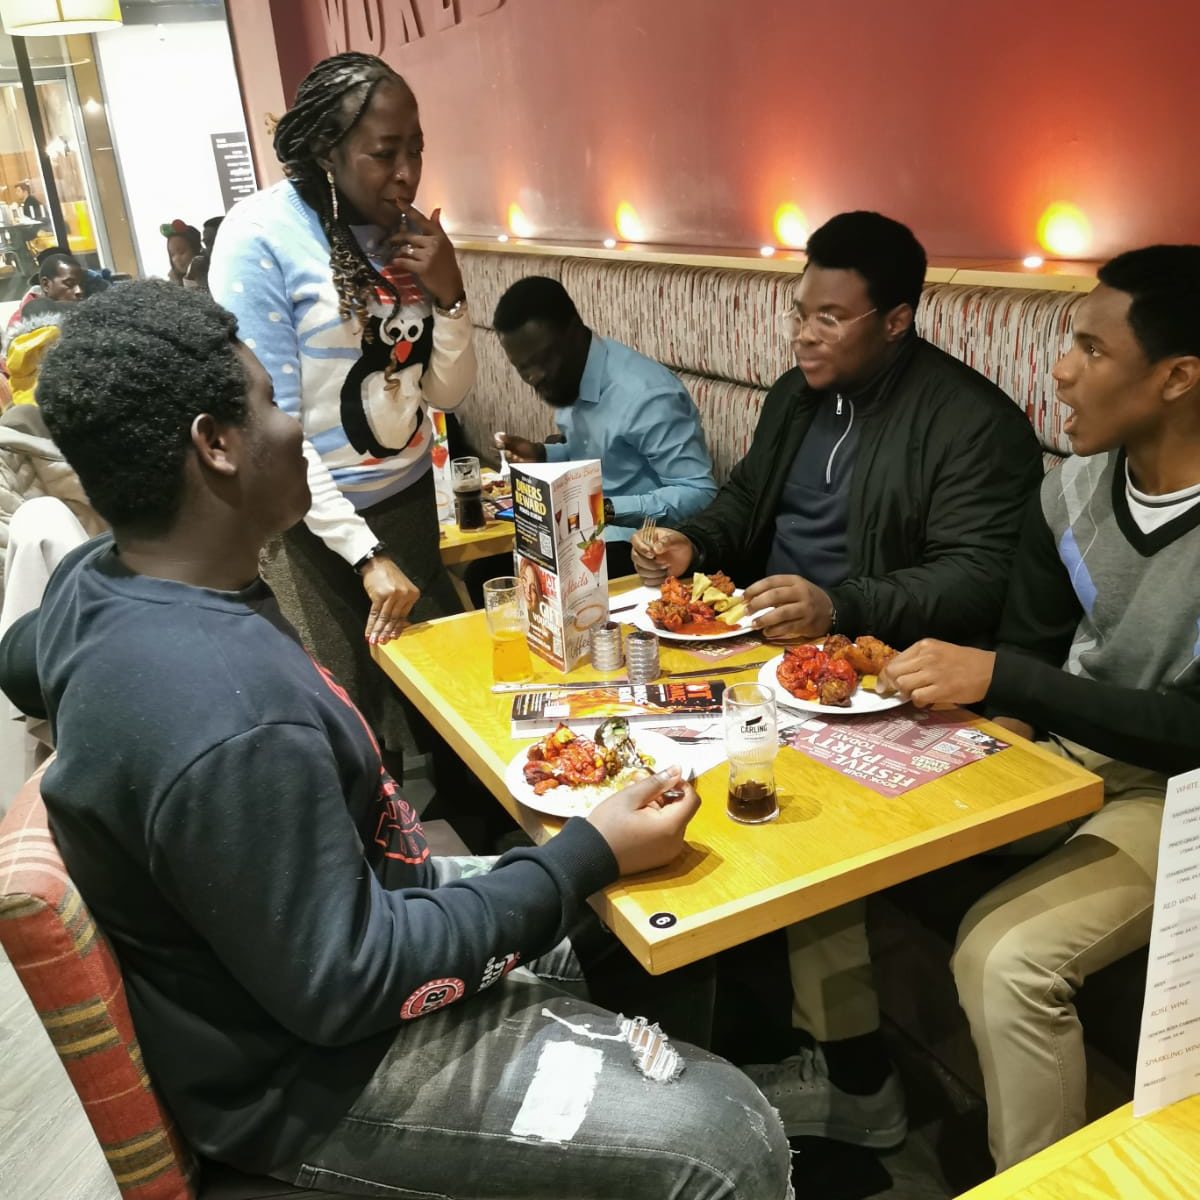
{"left": 273, "top": 53, "right": 411, "bottom": 330}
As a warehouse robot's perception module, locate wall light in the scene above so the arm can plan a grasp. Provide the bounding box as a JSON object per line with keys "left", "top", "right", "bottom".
{"left": 760, "top": 245, "right": 776, "bottom": 258}
{"left": 0, "top": 0, "right": 123, "bottom": 36}
{"left": 497, "top": 233, "right": 509, "bottom": 243}
{"left": 772, "top": 203, "right": 808, "bottom": 249}
{"left": 602, "top": 237, "right": 616, "bottom": 249}
{"left": 1036, "top": 203, "right": 1091, "bottom": 258}
{"left": 1022, "top": 255, "right": 1044, "bottom": 269}
{"left": 614, "top": 202, "right": 645, "bottom": 242}
{"left": 507, "top": 203, "right": 534, "bottom": 238}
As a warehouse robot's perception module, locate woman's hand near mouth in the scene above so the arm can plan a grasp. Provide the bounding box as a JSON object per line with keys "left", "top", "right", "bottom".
{"left": 387, "top": 204, "right": 464, "bottom": 309}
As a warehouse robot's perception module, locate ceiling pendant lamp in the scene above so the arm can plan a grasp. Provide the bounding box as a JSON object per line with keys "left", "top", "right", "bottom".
{"left": 0, "top": 0, "right": 123, "bottom": 36}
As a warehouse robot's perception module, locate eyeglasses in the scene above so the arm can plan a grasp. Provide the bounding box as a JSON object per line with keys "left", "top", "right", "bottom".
{"left": 782, "top": 305, "right": 878, "bottom": 345}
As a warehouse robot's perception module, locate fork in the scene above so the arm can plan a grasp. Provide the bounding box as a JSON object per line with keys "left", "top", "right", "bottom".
{"left": 637, "top": 514, "right": 657, "bottom": 554}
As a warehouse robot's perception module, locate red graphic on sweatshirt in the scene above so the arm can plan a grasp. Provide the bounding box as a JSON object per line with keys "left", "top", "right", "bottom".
{"left": 401, "top": 977, "right": 465, "bottom": 1019}
{"left": 311, "top": 660, "right": 380, "bottom": 754}
{"left": 309, "top": 658, "right": 429, "bottom": 865}
{"left": 374, "top": 771, "right": 430, "bottom": 865}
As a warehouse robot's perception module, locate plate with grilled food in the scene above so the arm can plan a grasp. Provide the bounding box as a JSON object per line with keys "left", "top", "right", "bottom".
{"left": 504, "top": 719, "right": 684, "bottom": 819}
{"left": 758, "top": 636, "right": 906, "bottom": 715}
{"left": 626, "top": 572, "right": 755, "bottom": 641}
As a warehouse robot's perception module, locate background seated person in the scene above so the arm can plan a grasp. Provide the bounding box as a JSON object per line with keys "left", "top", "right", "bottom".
{"left": 877, "top": 243, "right": 1200, "bottom": 1173}
{"left": 15, "top": 180, "right": 46, "bottom": 223}
{"left": 0, "top": 280, "right": 791, "bottom": 1200}
{"left": 631, "top": 210, "right": 1043, "bottom": 1150}
{"left": 495, "top": 275, "right": 717, "bottom": 578}
{"left": 162, "top": 218, "right": 203, "bottom": 284}
{"left": 0, "top": 299, "right": 103, "bottom": 564}
{"left": 6, "top": 252, "right": 83, "bottom": 329}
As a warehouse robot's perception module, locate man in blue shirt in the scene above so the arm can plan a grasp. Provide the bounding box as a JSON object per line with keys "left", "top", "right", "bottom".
{"left": 495, "top": 276, "right": 716, "bottom": 577}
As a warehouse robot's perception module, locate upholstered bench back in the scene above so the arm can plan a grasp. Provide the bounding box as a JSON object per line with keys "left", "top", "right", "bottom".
{"left": 457, "top": 250, "right": 1082, "bottom": 480}
{"left": 0, "top": 773, "right": 355, "bottom": 1200}
{"left": 0, "top": 770, "right": 198, "bottom": 1200}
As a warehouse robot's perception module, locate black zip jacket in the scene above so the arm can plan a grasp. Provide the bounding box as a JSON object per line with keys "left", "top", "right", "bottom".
{"left": 678, "top": 336, "right": 1044, "bottom": 647}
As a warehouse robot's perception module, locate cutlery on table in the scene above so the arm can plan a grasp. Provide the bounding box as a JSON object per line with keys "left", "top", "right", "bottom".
{"left": 490, "top": 659, "right": 776, "bottom": 694}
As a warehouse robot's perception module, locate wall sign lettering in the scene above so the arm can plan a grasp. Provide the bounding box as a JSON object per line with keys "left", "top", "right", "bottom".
{"left": 322, "top": 0, "right": 505, "bottom": 56}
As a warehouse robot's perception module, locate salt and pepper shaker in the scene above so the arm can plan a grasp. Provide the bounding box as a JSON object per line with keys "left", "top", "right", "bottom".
{"left": 590, "top": 622, "right": 624, "bottom": 672}
{"left": 625, "top": 630, "right": 661, "bottom": 684}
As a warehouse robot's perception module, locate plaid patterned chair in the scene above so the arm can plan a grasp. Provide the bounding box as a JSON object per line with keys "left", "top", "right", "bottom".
{"left": 0, "top": 768, "right": 354, "bottom": 1200}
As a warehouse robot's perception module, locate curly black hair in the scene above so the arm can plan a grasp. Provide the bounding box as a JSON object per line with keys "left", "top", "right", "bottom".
{"left": 273, "top": 52, "right": 412, "bottom": 330}
{"left": 37, "top": 280, "right": 249, "bottom": 537}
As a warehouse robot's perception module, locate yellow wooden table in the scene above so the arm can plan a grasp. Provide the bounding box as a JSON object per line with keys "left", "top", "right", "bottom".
{"left": 958, "top": 1098, "right": 1200, "bottom": 1199}
{"left": 437, "top": 519, "right": 514, "bottom": 566}
{"left": 374, "top": 583, "right": 1103, "bottom": 974}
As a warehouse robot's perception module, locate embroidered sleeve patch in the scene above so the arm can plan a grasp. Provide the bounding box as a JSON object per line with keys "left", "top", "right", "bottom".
{"left": 400, "top": 977, "right": 465, "bottom": 1020}
{"left": 479, "top": 952, "right": 521, "bottom": 991}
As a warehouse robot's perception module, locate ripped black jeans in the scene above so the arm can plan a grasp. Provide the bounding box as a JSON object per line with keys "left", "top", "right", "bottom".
{"left": 272, "top": 858, "right": 793, "bottom": 1199}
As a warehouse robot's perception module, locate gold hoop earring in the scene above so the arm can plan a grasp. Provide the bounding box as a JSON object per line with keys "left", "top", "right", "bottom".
{"left": 326, "top": 170, "right": 339, "bottom": 221}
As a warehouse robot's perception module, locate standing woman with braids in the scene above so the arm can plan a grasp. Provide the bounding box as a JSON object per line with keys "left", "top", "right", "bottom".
{"left": 211, "top": 53, "right": 474, "bottom": 747}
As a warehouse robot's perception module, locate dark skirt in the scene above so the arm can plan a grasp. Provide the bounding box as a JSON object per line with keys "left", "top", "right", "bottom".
{"left": 261, "top": 468, "right": 462, "bottom": 751}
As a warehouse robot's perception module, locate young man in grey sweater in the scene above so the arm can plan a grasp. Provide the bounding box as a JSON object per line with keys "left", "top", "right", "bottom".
{"left": 879, "top": 243, "right": 1200, "bottom": 1172}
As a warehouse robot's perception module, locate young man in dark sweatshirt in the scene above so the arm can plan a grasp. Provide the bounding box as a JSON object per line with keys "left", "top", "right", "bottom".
{"left": 0, "top": 282, "right": 792, "bottom": 1199}
{"left": 632, "top": 212, "right": 1044, "bottom": 1148}
{"left": 879, "top": 244, "right": 1200, "bottom": 1171}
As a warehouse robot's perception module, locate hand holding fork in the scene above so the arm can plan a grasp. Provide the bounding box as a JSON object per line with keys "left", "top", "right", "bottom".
{"left": 630, "top": 516, "right": 695, "bottom": 586}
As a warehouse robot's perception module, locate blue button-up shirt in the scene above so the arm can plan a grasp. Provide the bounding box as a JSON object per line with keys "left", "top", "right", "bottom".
{"left": 543, "top": 335, "right": 717, "bottom": 542}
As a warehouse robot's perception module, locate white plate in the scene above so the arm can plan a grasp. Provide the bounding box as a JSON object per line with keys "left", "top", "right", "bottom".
{"left": 505, "top": 729, "right": 685, "bottom": 819}
{"left": 757, "top": 653, "right": 906, "bottom": 717}
{"left": 625, "top": 585, "right": 754, "bottom": 642}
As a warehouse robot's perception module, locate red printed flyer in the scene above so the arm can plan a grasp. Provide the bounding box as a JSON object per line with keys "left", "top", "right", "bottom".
{"left": 781, "top": 708, "right": 1010, "bottom": 797}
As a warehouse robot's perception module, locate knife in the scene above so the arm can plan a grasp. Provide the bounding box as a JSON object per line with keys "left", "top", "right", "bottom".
{"left": 490, "top": 659, "right": 776, "bottom": 694}
{"left": 607, "top": 601, "right": 641, "bottom": 616}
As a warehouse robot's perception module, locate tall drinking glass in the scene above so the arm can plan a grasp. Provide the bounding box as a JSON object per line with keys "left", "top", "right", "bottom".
{"left": 483, "top": 576, "right": 533, "bottom": 683}
{"left": 723, "top": 682, "right": 780, "bottom": 824}
{"left": 452, "top": 456, "right": 486, "bottom": 531}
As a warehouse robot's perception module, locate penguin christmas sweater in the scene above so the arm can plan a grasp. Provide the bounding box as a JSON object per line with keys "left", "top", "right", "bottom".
{"left": 211, "top": 181, "right": 475, "bottom": 565}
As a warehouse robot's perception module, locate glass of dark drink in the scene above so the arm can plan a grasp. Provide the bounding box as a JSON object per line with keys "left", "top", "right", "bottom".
{"left": 723, "top": 682, "right": 779, "bottom": 824}
{"left": 451, "top": 456, "right": 486, "bottom": 531}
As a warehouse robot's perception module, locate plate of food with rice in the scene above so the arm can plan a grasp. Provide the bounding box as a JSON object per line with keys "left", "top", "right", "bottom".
{"left": 504, "top": 719, "right": 684, "bottom": 819}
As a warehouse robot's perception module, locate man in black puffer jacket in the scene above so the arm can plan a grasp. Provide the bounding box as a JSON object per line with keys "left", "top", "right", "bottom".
{"left": 633, "top": 211, "right": 1043, "bottom": 1151}
{"left": 633, "top": 211, "right": 1042, "bottom": 649}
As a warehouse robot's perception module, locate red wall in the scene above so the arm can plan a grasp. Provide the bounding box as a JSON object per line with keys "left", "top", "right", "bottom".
{"left": 250, "top": 0, "right": 1200, "bottom": 260}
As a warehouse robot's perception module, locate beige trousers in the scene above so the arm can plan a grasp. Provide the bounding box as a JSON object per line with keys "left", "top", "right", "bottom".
{"left": 786, "top": 898, "right": 878, "bottom": 1041}
{"left": 951, "top": 739, "right": 1166, "bottom": 1171}
{"left": 785, "top": 738, "right": 1166, "bottom": 1173}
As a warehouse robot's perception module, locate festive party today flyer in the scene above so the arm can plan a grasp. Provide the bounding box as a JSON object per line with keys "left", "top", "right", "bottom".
{"left": 1135, "top": 768, "right": 1200, "bottom": 1117}
{"left": 781, "top": 708, "right": 1009, "bottom": 797}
